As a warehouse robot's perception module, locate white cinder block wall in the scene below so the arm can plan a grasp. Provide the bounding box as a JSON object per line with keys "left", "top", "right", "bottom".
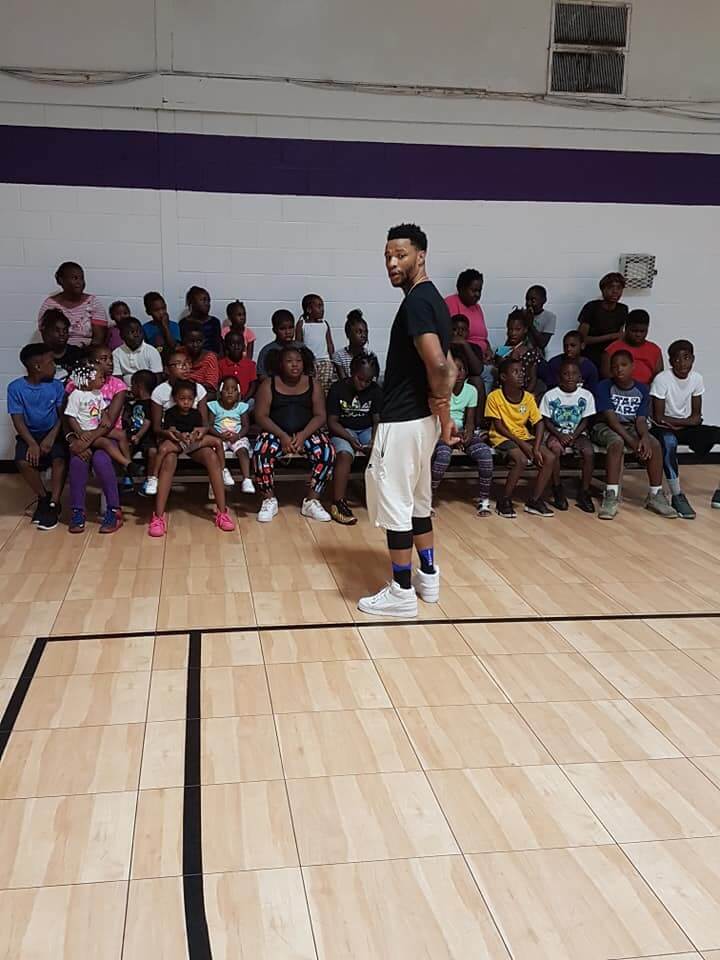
{"left": 1, "top": 181, "right": 719, "bottom": 456}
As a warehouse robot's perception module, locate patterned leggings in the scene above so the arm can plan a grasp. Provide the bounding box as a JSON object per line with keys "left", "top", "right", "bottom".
{"left": 431, "top": 431, "right": 493, "bottom": 500}
{"left": 253, "top": 431, "right": 335, "bottom": 494}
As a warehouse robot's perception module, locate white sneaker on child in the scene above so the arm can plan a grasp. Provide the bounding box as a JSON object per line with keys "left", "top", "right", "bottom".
{"left": 412, "top": 566, "right": 440, "bottom": 604}
{"left": 144, "top": 476, "right": 158, "bottom": 496}
{"left": 301, "top": 498, "right": 331, "bottom": 522}
{"left": 222, "top": 468, "right": 235, "bottom": 487}
{"left": 241, "top": 478, "right": 256, "bottom": 494}
{"left": 257, "top": 497, "right": 279, "bottom": 523}
{"left": 358, "top": 581, "right": 418, "bottom": 618}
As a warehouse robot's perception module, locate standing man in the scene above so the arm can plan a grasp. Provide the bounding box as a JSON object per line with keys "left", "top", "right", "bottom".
{"left": 359, "top": 224, "right": 455, "bottom": 618}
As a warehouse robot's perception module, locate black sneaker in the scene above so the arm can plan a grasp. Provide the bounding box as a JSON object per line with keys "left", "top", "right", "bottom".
{"left": 524, "top": 498, "right": 554, "bottom": 517}
{"left": 712, "top": 488, "right": 720, "bottom": 510}
{"left": 330, "top": 499, "right": 357, "bottom": 525}
{"left": 496, "top": 497, "right": 517, "bottom": 519}
{"left": 36, "top": 498, "right": 59, "bottom": 531}
{"left": 576, "top": 490, "right": 595, "bottom": 513}
{"left": 31, "top": 496, "right": 47, "bottom": 524}
{"left": 552, "top": 484, "right": 569, "bottom": 511}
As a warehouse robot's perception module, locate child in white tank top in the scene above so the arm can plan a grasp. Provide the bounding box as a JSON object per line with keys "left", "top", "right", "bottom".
{"left": 296, "top": 293, "right": 336, "bottom": 394}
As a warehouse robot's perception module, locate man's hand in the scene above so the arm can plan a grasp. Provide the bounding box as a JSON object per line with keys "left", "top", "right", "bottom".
{"left": 26, "top": 441, "right": 40, "bottom": 466}
{"left": 532, "top": 444, "right": 545, "bottom": 467}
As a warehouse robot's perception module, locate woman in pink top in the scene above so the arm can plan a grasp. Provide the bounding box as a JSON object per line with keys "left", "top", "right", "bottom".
{"left": 37, "top": 262, "right": 108, "bottom": 348}
{"left": 445, "top": 269, "right": 491, "bottom": 358}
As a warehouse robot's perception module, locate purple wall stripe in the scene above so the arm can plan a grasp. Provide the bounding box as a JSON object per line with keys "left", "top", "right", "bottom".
{"left": 3, "top": 124, "right": 720, "bottom": 205}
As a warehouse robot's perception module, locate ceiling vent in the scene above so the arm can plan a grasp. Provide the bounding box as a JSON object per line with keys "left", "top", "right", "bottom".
{"left": 550, "top": 2, "right": 630, "bottom": 95}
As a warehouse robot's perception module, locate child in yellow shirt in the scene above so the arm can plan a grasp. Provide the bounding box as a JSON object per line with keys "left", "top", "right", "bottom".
{"left": 485, "top": 357, "right": 555, "bottom": 518}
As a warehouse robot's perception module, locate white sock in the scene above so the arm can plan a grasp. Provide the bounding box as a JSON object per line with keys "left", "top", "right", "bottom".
{"left": 606, "top": 484, "right": 619, "bottom": 495}
{"left": 649, "top": 485, "right": 662, "bottom": 496}
{"left": 668, "top": 478, "right": 681, "bottom": 495}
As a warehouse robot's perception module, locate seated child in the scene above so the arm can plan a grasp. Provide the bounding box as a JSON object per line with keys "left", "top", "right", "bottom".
{"left": 296, "top": 293, "right": 335, "bottom": 394}
{"left": 157, "top": 380, "right": 222, "bottom": 459}
{"left": 143, "top": 291, "right": 180, "bottom": 352}
{"left": 592, "top": 349, "right": 677, "bottom": 520}
{"left": 650, "top": 339, "right": 720, "bottom": 518}
{"left": 179, "top": 286, "right": 223, "bottom": 355}
{"left": 8, "top": 344, "right": 67, "bottom": 529}
{"left": 108, "top": 300, "right": 131, "bottom": 350}
{"left": 208, "top": 375, "right": 255, "bottom": 493}
{"left": 327, "top": 355, "right": 382, "bottom": 525}
{"left": 182, "top": 322, "right": 220, "bottom": 396}
{"left": 65, "top": 360, "right": 133, "bottom": 470}
{"left": 494, "top": 309, "right": 543, "bottom": 395}
{"left": 218, "top": 330, "right": 257, "bottom": 401}
{"left": 431, "top": 349, "right": 493, "bottom": 517}
{"left": 525, "top": 284, "right": 557, "bottom": 357}
{"left": 222, "top": 300, "right": 256, "bottom": 360}
{"left": 256, "top": 309, "right": 297, "bottom": 378}
{"left": 147, "top": 355, "right": 234, "bottom": 536}
{"left": 39, "top": 309, "right": 83, "bottom": 382}
{"left": 578, "top": 271, "right": 629, "bottom": 369}
{"left": 113, "top": 316, "right": 163, "bottom": 386}
{"left": 331, "top": 309, "right": 380, "bottom": 381}
{"left": 539, "top": 331, "right": 599, "bottom": 392}
{"left": 123, "top": 370, "right": 158, "bottom": 496}
{"left": 485, "top": 357, "right": 555, "bottom": 518}
{"left": 66, "top": 344, "right": 128, "bottom": 450}
{"left": 601, "top": 309, "right": 663, "bottom": 385}
{"left": 450, "top": 313, "right": 489, "bottom": 404}
{"left": 539, "top": 358, "right": 596, "bottom": 513}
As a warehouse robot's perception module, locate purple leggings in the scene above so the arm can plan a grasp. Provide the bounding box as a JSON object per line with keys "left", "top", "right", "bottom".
{"left": 69, "top": 450, "right": 120, "bottom": 511}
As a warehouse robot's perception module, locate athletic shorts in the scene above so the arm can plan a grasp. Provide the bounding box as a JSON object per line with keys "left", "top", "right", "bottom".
{"left": 366, "top": 416, "right": 439, "bottom": 532}
{"left": 14, "top": 431, "right": 67, "bottom": 469}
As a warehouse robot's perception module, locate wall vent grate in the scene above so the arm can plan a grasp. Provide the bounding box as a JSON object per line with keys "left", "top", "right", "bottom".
{"left": 554, "top": 2, "right": 628, "bottom": 46}
{"left": 619, "top": 253, "right": 657, "bottom": 290}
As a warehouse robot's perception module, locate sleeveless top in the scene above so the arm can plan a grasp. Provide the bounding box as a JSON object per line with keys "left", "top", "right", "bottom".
{"left": 270, "top": 376, "right": 314, "bottom": 435}
{"left": 301, "top": 320, "right": 330, "bottom": 360}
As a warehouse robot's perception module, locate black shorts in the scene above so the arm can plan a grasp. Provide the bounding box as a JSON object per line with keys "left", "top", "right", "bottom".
{"left": 15, "top": 431, "right": 67, "bottom": 470}
{"left": 131, "top": 431, "right": 157, "bottom": 455}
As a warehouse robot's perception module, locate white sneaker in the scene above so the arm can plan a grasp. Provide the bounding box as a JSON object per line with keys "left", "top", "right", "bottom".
{"left": 222, "top": 468, "right": 235, "bottom": 487}
{"left": 257, "top": 497, "right": 278, "bottom": 523}
{"left": 144, "top": 475, "right": 158, "bottom": 495}
{"left": 301, "top": 498, "right": 331, "bottom": 522}
{"left": 412, "top": 566, "right": 440, "bottom": 604}
{"left": 241, "top": 478, "right": 256, "bottom": 494}
{"left": 358, "top": 581, "right": 418, "bottom": 618}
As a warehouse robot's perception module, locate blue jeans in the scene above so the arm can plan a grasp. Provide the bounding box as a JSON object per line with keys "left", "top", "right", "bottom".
{"left": 332, "top": 427, "right": 373, "bottom": 459}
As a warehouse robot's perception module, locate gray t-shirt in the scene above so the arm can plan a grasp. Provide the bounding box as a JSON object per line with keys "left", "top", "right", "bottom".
{"left": 532, "top": 309, "right": 557, "bottom": 357}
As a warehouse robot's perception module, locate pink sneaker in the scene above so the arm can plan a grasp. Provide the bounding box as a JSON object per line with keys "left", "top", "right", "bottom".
{"left": 148, "top": 512, "right": 167, "bottom": 538}
{"left": 215, "top": 509, "right": 235, "bottom": 532}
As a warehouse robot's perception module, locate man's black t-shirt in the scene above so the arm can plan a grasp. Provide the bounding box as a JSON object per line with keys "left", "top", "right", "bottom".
{"left": 327, "top": 379, "right": 382, "bottom": 431}
{"left": 381, "top": 281, "right": 451, "bottom": 423}
{"left": 577, "top": 299, "right": 629, "bottom": 368}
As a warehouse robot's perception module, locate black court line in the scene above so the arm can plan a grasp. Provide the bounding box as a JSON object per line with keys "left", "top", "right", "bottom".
{"left": 183, "top": 630, "right": 213, "bottom": 959}
{"left": 0, "top": 637, "right": 47, "bottom": 761}
{"left": 37, "top": 607, "right": 720, "bottom": 643}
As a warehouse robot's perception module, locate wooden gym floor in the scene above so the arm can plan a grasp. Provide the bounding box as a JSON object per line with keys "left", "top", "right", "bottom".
{"left": 1, "top": 467, "right": 720, "bottom": 958}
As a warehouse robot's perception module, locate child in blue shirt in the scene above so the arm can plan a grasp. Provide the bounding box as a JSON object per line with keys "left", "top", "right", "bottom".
{"left": 7, "top": 344, "right": 67, "bottom": 529}
{"left": 592, "top": 349, "right": 677, "bottom": 520}
{"left": 208, "top": 375, "right": 254, "bottom": 493}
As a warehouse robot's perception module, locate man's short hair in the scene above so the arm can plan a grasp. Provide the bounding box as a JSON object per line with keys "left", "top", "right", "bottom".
{"left": 387, "top": 223, "right": 427, "bottom": 251}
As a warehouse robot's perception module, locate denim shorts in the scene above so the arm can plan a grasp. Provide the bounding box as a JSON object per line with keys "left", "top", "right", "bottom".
{"left": 331, "top": 426, "right": 373, "bottom": 459}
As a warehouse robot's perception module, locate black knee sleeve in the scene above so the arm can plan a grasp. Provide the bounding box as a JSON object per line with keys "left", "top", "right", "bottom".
{"left": 412, "top": 515, "right": 433, "bottom": 536}
{"left": 387, "top": 529, "right": 414, "bottom": 551}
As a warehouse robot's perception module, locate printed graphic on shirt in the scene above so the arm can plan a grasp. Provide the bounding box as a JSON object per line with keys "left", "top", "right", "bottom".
{"left": 127, "top": 402, "right": 146, "bottom": 434}
{"left": 546, "top": 395, "right": 590, "bottom": 433}
{"left": 339, "top": 395, "right": 374, "bottom": 422}
{"left": 610, "top": 390, "right": 643, "bottom": 418}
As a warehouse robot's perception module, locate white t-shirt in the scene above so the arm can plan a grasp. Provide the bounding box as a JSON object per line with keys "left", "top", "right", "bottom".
{"left": 650, "top": 369, "right": 704, "bottom": 420}
{"left": 65, "top": 388, "right": 104, "bottom": 430}
{"left": 113, "top": 342, "right": 163, "bottom": 386}
{"left": 540, "top": 385, "right": 596, "bottom": 434}
{"left": 151, "top": 380, "right": 207, "bottom": 412}
{"left": 534, "top": 308, "right": 557, "bottom": 336}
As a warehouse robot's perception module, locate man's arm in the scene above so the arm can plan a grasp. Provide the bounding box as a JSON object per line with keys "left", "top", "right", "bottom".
{"left": 414, "top": 333, "right": 457, "bottom": 443}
